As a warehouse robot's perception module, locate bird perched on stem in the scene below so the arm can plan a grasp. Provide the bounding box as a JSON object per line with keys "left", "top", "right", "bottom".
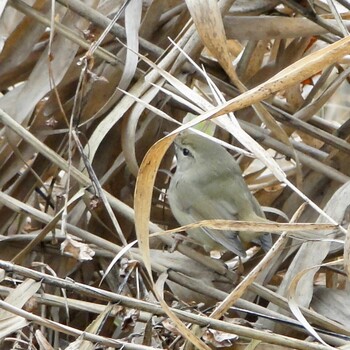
{"left": 168, "top": 132, "right": 272, "bottom": 258}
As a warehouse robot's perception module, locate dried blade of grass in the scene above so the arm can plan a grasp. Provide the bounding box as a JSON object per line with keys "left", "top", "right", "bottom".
{"left": 0, "top": 110, "right": 82, "bottom": 181}
{"left": 35, "top": 330, "right": 54, "bottom": 350}
{"left": 326, "top": 0, "right": 349, "bottom": 36}
{"left": 185, "top": 0, "right": 237, "bottom": 83}
{"left": 84, "top": 0, "right": 129, "bottom": 58}
{"left": 69, "top": 303, "right": 115, "bottom": 350}
{"left": 0, "top": 279, "right": 41, "bottom": 338}
{"left": 155, "top": 220, "right": 336, "bottom": 235}
{"left": 0, "top": 131, "right": 48, "bottom": 188}
{"left": 268, "top": 104, "right": 350, "bottom": 154}
{"left": 288, "top": 264, "right": 334, "bottom": 346}
{"left": 100, "top": 240, "right": 138, "bottom": 285}
{"left": 118, "top": 0, "right": 141, "bottom": 92}
{"left": 301, "top": 65, "right": 335, "bottom": 107}
{"left": 344, "top": 221, "right": 350, "bottom": 278}
{"left": 134, "top": 135, "right": 211, "bottom": 350}
{"left": 122, "top": 82, "right": 202, "bottom": 117}
{"left": 240, "top": 119, "right": 349, "bottom": 184}
{"left": 1, "top": 279, "right": 41, "bottom": 311}
{"left": 0, "top": 309, "right": 28, "bottom": 339}
{"left": 72, "top": 128, "right": 128, "bottom": 246}
{"left": 223, "top": 16, "right": 350, "bottom": 40}
{"left": 149, "top": 82, "right": 205, "bottom": 114}
{"left": 144, "top": 55, "right": 214, "bottom": 111}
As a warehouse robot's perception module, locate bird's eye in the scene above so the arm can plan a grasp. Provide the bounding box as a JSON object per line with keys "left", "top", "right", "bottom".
{"left": 182, "top": 148, "right": 190, "bottom": 156}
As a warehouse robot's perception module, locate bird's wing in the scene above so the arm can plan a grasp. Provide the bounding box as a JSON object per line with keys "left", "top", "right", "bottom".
{"left": 250, "top": 197, "right": 273, "bottom": 252}
{"left": 189, "top": 197, "right": 247, "bottom": 257}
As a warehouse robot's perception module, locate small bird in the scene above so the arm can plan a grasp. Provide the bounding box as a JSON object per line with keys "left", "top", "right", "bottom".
{"left": 168, "top": 132, "right": 272, "bottom": 257}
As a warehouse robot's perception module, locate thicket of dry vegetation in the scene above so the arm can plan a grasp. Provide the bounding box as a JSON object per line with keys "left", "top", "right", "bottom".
{"left": 1, "top": 0, "right": 350, "bottom": 349}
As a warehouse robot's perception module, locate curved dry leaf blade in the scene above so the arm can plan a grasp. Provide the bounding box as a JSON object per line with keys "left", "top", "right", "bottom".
{"left": 35, "top": 330, "right": 54, "bottom": 350}
{"left": 288, "top": 266, "right": 330, "bottom": 346}
{"left": 154, "top": 271, "right": 211, "bottom": 350}
{"left": 134, "top": 135, "right": 175, "bottom": 277}
{"left": 100, "top": 240, "right": 137, "bottom": 285}
{"left": 135, "top": 135, "right": 212, "bottom": 349}
{"left": 186, "top": 0, "right": 238, "bottom": 82}
{"left": 118, "top": 0, "right": 142, "bottom": 91}
{"left": 345, "top": 225, "right": 350, "bottom": 278}
{"left": 0, "top": 313, "right": 28, "bottom": 339}
{"left": 73, "top": 303, "right": 115, "bottom": 350}
{"left": 2, "top": 278, "right": 41, "bottom": 311}
{"left": 0, "top": 278, "right": 41, "bottom": 338}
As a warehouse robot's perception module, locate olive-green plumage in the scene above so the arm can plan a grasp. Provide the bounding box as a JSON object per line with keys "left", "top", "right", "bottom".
{"left": 168, "top": 133, "right": 272, "bottom": 257}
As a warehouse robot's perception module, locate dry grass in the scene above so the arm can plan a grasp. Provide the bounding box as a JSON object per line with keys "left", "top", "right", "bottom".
{"left": 0, "top": 0, "right": 350, "bottom": 349}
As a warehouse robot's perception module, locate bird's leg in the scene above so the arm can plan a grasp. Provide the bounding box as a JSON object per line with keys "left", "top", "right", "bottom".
{"left": 168, "top": 233, "right": 188, "bottom": 252}
{"left": 168, "top": 233, "right": 202, "bottom": 252}
{"left": 237, "top": 256, "right": 245, "bottom": 276}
